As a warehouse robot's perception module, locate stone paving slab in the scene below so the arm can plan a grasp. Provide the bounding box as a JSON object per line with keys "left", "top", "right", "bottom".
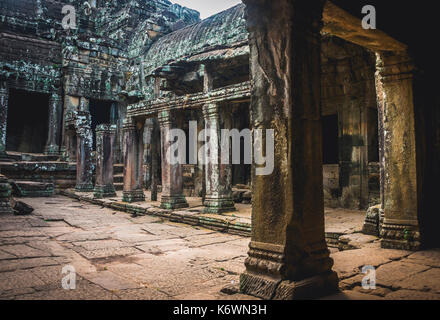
{"left": 60, "top": 189, "right": 368, "bottom": 248}
{"left": 0, "top": 196, "right": 439, "bottom": 300}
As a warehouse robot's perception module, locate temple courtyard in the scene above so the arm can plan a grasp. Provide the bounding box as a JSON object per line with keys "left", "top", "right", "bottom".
{"left": 0, "top": 196, "right": 439, "bottom": 300}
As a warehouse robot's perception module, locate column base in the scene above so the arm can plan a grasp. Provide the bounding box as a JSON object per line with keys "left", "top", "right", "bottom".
{"left": 160, "top": 195, "right": 188, "bottom": 210}
{"left": 362, "top": 204, "right": 380, "bottom": 236}
{"left": 44, "top": 144, "right": 60, "bottom": 156}
{"left": 203, "top": 197, "right": 236, "bottom": 214}
{"left": 380, "top": 219, "right": 421, "bottom": 250}
{"left": 94, "top": 184, "right": 116, "bottom": 199}
{"left": 240, "top": 271, "right": 339, "bottom": 300}
{"left": 75, "top": 183, "right": 94, "bottom": 192}
{"left": 122, "top": 190, "right": 145, "bottom": 203}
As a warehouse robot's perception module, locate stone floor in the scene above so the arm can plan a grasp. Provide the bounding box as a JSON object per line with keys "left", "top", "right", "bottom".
{"left": 0, "top": 196, "right": 439, "bottom": 300}
{"left": 61, "top": 189, "right": 368, "bottom": 246}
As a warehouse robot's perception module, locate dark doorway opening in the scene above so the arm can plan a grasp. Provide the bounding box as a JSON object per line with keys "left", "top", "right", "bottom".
{"left": 89, "top": 99, "right": 117, "bottom": 150}
{"left": 6, "top": 89, "right": 49, "bottom": 153}
{"left": 232, "top": 103, "right": 251, "bottom": 187}
{"left": 322, "top": 114, "right": 339, "bottom": 165}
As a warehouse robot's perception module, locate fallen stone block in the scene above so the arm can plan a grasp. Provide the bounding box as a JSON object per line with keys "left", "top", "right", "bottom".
{"left": 232, "top": 190, "right": 243, "bottom": 203}
{"left": 242, "top": 191, "right": 252, "bottom": 204}
{"left": 12, "top": 200, "right": 34, "bottom": 215}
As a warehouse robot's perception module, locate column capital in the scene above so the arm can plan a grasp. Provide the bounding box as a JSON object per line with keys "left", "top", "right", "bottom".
{"left": 75, "top": 111, "right": 92, "bottom": 133}
{"left": 96, "top": 124, "right": 117, "bottom": 134}
{"left": 49, "top": 91, "right": 62, "bottom": 102}
{"left": 202, "top": 103, "right": 220, "bottom": 119}
{"left": 376, "top": 52, "right": 416, "bottom": 84}
{"left": 79, "top": 97, "right": 89, "bottom": 112}
{"left": 157, "top": 111, "right": 172, "bottom": 127}
{"left": 122, "top": 117, "right": 136, "bottom": 131}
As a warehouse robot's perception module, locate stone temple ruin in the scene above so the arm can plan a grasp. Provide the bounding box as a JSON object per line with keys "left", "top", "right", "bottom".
{"left": 0, "top": 0, "right": 439, "bottom": 300}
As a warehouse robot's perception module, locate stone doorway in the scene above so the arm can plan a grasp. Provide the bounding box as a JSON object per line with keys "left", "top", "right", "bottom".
{"left": 6, "top": 88, "right": 49, "bottom": 154}
{"left": 89, "top": 99, "right": 117, "bottom": 151}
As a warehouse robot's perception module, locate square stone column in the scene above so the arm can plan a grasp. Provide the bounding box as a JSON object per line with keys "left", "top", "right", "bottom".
{"left": 143, "top": 117, "right": 160, "bottom": 201}
{"left": 240, "top": 0, "right": 338, "bottom": 300}
{"left": 94, "top": 124, "right": 117, "bottom": 198}
{"left": 376, "top": 53, "right": 420, "bottom": 250}
{"left": 61, "top": 95, "right": 80, "bottom": 161}
{"left": 45, "top": 92, "right": 63, "bottom": 155}
{"left": 158, "top": 111, "right": 188, "bottom": 210}
{"left": 75, "top": 111, "right": 94, "bottom": 192}
{"left": 0, "top": 81, "right": 9, "bottom": 155}
{"left": 122, "top": 118, "right": 145, "bottom": 203}
{"left": 202, "top": 104, "right": 235, "bottom": 213}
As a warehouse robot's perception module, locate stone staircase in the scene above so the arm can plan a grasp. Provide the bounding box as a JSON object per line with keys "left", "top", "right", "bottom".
{"left": 113, "top": 164, "right": 124, "bottom": 191}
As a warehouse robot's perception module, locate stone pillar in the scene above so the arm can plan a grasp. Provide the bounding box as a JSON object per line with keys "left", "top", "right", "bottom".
{"left": 202, "top": 104, "right": 235, "bottom": 213}
{"left": 376, "top": 52, "right": 420, "bottom": 250}
{"left": 240, "top": 0, "right": 337, "bottom": 300}
{"left": 75, "top": 111, "right": 94, "bottom": 192}
{"left": 376, "top": 73, "right": 386, "bottom": 234}
{"left": 0, "top": 174, "right": 13, "bottom": 214}
{"left": 151, "top": 118, "right": 160, "bottom": 202}
{"left": 158, "top": 111, "right": 188, "bottom": 209}
{"left": 94, "top": 124, "right": 117, "bottom": 198}
{"left": 143, "top": 118, "right": 160, "bottom": 201}
{"left": 0, "top": 81, "right": 9, "bottom": 155}
{"left": 339, "top": 96, "right": 369, "bottom": 210}
{"left": 45, "top": 92, "right": 63, "bottom": 155}
{"left": 122, "top": 118, "right": 145, "bottom": 203}
{"left": 143, "top": 118, "right": 154, "bottom": 190}
{"left": 64, "top": 128, "right": 77, "bottom": 162}
{"left": 192, "top": 109, "right": 205, "bottom": 198}
{"left": 61, "top": 95, "right": 80, "bottom": 161}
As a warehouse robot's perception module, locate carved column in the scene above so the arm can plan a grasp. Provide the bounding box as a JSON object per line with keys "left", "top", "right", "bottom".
{"left": 339, "top": 90, "right": 369, "bottom": 210}
{"left": 240, "top": 0, "right": 337, "bottom": 300}
{"left": 202, "top": 104, "right": 235, "bottom": 213}
{"left": 45, "top": 92, "right": 63, "bottom": 155}
{"left": 143, "top": 117, "right": 160, "bottom": 201}
{"left": 192, "top": 109, "right": 205, "bottom": 198}
{"left": 75, "top": 111, "right": 94, "bottom": 192}
{"left": 94, "top": 124, "right": 117, "bottom": 198}
{"left": 376, "top": 73, "right": 386, "bottom": 234}
{"left": 0, "top": 81, "right": 9, "bottom": 155}
{"left": 122, "top": 118, "right": 145, "bottom": 203}
{"left": 64, "top": 128, "right": 77, "bottom": 162}
{"left": 61, "top": 95, "right": 80, "bottom": 161}
{"left": 376, "top": 52, "right": 420, "bottom": 250}
{"left": 158, "top": 111, "right": 188, "bottom": 209}
{"left": 143, "top": 118, "right": 154, "bottom": 190}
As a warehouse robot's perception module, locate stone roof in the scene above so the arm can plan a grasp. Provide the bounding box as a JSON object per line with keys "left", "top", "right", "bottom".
{"left": 143, "top": 3, "right": 248, "bottom": 76}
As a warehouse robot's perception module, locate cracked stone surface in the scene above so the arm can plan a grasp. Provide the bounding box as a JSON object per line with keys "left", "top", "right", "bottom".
{"left": 0, "top": 196, "right": 439, "bottom": 300}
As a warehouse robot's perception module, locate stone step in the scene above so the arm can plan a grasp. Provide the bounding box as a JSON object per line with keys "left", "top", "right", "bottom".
{"left": 12, "top": 180, "right": 55, "bottom": 197}
{"left": 114, "top": 182, "right": 123, "bottom": 191}
{"left": 113, "top": 164, "right": 124, "bottom": 174}
{"left": 113, "top": 174, "right": 123, "bottom": 183}
{"left": 6, "top": 152, "right": 60, "bottom": 162}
